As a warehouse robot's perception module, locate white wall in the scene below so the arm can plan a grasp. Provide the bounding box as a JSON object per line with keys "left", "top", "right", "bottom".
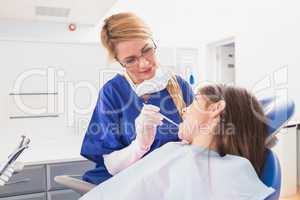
{"left": 235, "top": 1, "right": 300, "bottom": 121}
{"left": 0, "top": 22, "right": 178, "bottom": 163}
{"left": 105, "top": 1, "right": 178, "bottom": 46}
{"left": 174, "top": 0, "right": 300, "bottom": 120}
{"left": 0, "top": 40, "right": 113, "bottom": 162}
{"left": 106, "top": 0, "right": 300, "bottom": 120}
{"left": 0, "top": 20, "right": 100, "bottom": 44}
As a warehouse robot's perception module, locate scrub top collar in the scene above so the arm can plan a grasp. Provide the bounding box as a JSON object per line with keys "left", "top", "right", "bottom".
{"left": 123, "top": 71, "right": 138, "bottom": 92}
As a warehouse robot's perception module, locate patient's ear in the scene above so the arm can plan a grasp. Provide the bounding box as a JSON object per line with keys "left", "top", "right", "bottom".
{"left": 209, "top": 100, "right": 226, "bottom": 118}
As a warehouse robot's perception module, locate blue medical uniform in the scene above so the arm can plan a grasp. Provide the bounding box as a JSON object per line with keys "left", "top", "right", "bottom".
{"left": 80, "top": 74, "right": 194, "bottom": 185}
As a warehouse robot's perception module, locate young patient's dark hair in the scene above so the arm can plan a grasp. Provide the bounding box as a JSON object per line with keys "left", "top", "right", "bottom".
{"left": 199, "top": 84, "right": 267, "bottom": 175}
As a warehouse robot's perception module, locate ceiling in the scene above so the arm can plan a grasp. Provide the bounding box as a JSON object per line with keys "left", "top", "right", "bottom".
{"left": 0, "top": 0, "right": 117, "bottom": 26}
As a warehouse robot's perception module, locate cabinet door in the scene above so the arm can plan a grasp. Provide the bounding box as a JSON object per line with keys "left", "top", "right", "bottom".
{"left": 47, "top": 160, "right": 94, "bottom": 191}
{"left": 273, "top": 126, "right": 298, "bottom": 197}
{"left": 47, "top": 190, "right": 81, "bottom": 200}
{"left": 0, "top": 193, "right": 46, "bottom": 200}
{"left": 0, "top": 165, "right": 46, "bottom": 197}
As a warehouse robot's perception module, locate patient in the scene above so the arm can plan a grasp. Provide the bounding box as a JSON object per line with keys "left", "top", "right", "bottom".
{"left": 80, "top": 84, "right": 275, "bottom": 200}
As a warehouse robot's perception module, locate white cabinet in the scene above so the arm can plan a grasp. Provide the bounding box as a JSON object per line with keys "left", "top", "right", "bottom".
{"left": 0, "top": 160, "right": 94, "bottom": 200}
{"left": 273, "top": 125, "right": 298, "bottom": 197}
{"left": 47, "top": 190, "right": 80, "bottom": 200}
{"left": 0, "top": 165, "right": 46, "bottom": 198}
{"left": 0, "top": 193, "right": 46, "bottom": 200}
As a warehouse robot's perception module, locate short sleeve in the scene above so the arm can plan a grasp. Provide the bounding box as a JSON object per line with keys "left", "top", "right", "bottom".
{"left": 80, "top": 84, "right": 126, "bottom": 164}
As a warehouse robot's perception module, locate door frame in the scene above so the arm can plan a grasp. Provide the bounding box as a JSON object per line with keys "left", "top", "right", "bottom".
{"left": 206, "top": 37, "right": 235, "bottom": 83}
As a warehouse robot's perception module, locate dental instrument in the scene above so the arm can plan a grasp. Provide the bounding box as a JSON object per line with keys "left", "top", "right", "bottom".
{"left": 142, "top": 103, "right": 179, "bottom": 127}
{"left": 0, "top": 135, "right": 30, "bottom": 176}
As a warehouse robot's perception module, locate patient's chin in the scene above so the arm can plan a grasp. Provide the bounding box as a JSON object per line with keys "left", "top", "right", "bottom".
{"left": 178, "top": 122, "right": 193, "bottom": 142}
{"left": 178, "top": 123, "right": 185, "bottom": 140}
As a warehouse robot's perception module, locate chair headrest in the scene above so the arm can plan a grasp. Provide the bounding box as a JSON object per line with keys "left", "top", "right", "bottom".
{"left": 260, "top": 96, "right": 295, "bottom": 138}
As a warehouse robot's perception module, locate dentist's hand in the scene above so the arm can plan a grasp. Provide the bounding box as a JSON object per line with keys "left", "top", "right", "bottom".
{"left": 0, "top": 162, "right": 15, "bottom": 186}
{"left": 135, "top": 104, "right": 163, "bottom": 151}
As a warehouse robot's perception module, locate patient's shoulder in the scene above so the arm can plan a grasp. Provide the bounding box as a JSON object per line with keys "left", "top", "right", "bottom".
{"left": 211, "top": 154, "right": 259, "bottom": 179}
{"left": 222, "top": 154, "right": 254, "bottom": 168}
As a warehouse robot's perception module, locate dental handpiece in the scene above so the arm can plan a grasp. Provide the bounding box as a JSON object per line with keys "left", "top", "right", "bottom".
{"left": 1, "top": 136, "right": 30, "bottom": 175}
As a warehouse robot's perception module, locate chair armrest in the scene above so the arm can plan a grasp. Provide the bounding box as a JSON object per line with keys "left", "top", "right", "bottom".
{"left": 54, "top": 175, "right": 96, "bottom": 195}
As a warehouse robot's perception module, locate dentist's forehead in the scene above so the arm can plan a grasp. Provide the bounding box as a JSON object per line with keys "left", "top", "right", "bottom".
{"left": 115, "top": 39, "right": 152, "bottom": 59}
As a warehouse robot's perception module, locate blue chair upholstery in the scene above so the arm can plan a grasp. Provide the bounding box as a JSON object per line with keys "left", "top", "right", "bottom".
{"left": 259, "top": 97, "right": 295, "bottom": 200}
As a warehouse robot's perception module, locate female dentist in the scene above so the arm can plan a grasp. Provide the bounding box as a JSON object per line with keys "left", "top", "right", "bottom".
{"left": 80, "top": 12, "right": 194, "bottom": 185}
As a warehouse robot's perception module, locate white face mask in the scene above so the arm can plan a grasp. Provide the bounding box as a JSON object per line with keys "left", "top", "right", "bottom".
{"left": 124, "top": 68, "right": 173, "bottom": 97}
{"left": 135, "top": 67, "right": 173, "bottom": 97}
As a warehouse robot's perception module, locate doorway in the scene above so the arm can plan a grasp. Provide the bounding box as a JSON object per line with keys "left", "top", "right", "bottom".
{"left": 206, "top": 38, "right": 236, "bottom": 84}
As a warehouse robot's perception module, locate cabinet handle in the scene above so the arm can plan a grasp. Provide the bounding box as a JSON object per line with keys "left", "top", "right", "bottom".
{"left": 6, "top": 178, "right": 31, "bottom": 185}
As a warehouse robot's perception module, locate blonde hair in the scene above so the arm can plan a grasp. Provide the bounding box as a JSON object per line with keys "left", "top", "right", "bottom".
{"left": 102, "top": 13, "right": 185, "bottom": 119}
{"left": 166, "top": 77, "right": 186, "bottom": 118}
{"left": 101, "top": 12, "right": 153, "bottom": 60}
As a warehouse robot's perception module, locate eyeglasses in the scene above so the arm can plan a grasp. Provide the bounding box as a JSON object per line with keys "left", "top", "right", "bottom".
{"left": 117, "top": 41, "right": 157, "bottom": 68}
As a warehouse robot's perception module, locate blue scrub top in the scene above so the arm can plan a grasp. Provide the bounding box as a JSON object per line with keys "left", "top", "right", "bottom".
{"left": 80, "top": 74, "right": 194, "bottom": 185}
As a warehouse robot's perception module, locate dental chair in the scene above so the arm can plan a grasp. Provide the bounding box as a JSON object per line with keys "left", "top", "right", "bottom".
{"left": 260, "top": 96, "right": 295, "bottom": 200}
{"left": 55, "top": 96, "right": 295, "bottom": 200}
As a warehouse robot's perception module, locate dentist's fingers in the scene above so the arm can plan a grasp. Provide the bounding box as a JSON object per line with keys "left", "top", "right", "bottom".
{"left": 141, "top": 110, "right": 163, "bottom": 121}
{"left": 139, "top": 118, "right": 163, "bottom": 133}
{"left": 136, "top": 110, "right": 163, "bottom": 123}
{"left": 142, "top": 104, "right": 160, "bottom": 112}
{"left": 143, "top": 114, "right": 163, "bottom": 124}
{"left": 135, "top": 104, "right": 162, "bottom": 150}
{"left": 142, "top": 121, "right": 163, "bottom": 128}
{"left": 178, "top": 123, "right": 184, "bottom": 140}
{"left": 141, "top": 104, "right": 164, "bottom": 124}
{"left": 142, "top": 109, "right": 163, "bottom": 117}
{"left": 141, "top": 109, "right": 163, "bottom": 125}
